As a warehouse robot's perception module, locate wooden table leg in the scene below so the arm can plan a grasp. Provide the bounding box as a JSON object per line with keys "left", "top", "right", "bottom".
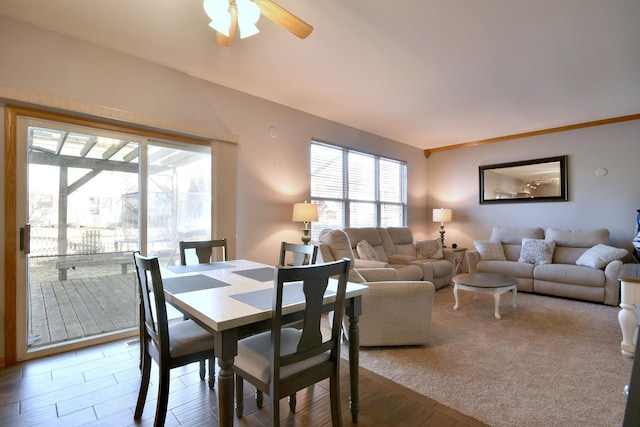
{"left": 216, "top": 330, "right": 238, "bottom": 427}
{"left": 346, "top": 296, "right": 362, "bottom": 423}
{"left": 217, "top": 357, "right": 234, "bottom": 427}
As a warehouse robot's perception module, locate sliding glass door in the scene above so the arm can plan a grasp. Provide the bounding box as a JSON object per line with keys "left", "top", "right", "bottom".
{"left": 15, "top": 116, "right": 211, "bottom": 360}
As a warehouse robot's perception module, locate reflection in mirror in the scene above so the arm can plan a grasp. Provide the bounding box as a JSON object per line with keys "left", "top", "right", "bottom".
{"left": 479, "top": 156, "right": 568, "bottom": 204}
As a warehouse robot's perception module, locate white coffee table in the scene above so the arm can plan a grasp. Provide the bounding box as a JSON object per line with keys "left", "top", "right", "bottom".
{"left": 453, "top": 273, "right": 518, "bottom": 319}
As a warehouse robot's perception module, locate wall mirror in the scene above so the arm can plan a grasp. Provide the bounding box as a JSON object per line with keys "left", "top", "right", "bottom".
{"left": 479, "top": 155, "right": 568, "bottom": 204}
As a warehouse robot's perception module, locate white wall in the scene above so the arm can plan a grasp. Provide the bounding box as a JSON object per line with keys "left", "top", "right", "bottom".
{"left": 426, "top": 119, "right": 640, "bottom": 252}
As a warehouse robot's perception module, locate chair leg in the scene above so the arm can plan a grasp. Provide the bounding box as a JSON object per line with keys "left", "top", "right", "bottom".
{"left": 199, "top": 360, "right": 205, "bottom": 381}
{"left": 134, "top": 352, "right": 152, "bottom": 419}
{"left": 270, "top": 395, "right": 280, "bottom": 427}
{"left": 329, "top": 375, "right": 343, "bottom": 427}
{"left": 235, "top": 374, "right": 244, "bottom": 419}
{"left": 256, "top": 389, "right": 263, "bottom": 409}
{"left": 288, "top": 393, "right": 296, "bottom": 413}
{"left": 208, "top": 358, "right": 215, "bottom": 389}
{"left": 155, "top": 367, "right": 171, "bottom": 427}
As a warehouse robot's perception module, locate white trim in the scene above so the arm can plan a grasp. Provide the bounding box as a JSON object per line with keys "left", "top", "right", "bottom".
{"left": 0, "top": 85, "right": 239, "bottom": 144}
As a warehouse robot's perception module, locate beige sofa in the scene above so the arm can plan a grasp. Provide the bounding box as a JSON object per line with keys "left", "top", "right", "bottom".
{"left": 342, "top": 227, "right": 455, "bottom": 289}
{"left": 317, "top": 228, "right": 435, "bottom": 346}
{"left": 466, "top": 227, "right": 628, "bottom": 306}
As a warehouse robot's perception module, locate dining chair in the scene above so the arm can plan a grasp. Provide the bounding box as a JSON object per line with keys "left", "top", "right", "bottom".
{"left": 179, "top": 238, "right": 227, "bottom": 265}
{"left": 279, "top": 241, "right": 318, "bottom": 266}
{"left": 133, "top": 252, "right": 215, "bottom": 427}
{"left": 233, "top": 258, "right": 351, "bottom": 427}
{"left": 177, "top": 238, "right": 226, "bottom": 381}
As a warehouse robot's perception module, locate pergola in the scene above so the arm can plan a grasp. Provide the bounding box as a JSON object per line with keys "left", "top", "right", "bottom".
{"left": 28, "top": 125, "right": 202, "bottom": 257}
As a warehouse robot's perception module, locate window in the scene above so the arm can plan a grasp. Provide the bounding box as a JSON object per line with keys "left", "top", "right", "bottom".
{"left": 310, "top": 141, "right": 407, "bottom": 238}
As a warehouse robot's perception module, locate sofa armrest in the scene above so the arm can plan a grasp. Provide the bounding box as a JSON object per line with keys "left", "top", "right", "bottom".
{"left": 466, "top": 250, "right": 480, "bottom": 273}
{"left": 357, "top": 268, "right": 399, "bottom": 282}
{"left": 604, "top": 259, "right": 624, "bottom": 305}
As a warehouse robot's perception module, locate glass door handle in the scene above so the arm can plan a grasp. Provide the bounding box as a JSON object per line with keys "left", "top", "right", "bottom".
{"left": 20, "top": 223, "right": 31, "bottom": 254}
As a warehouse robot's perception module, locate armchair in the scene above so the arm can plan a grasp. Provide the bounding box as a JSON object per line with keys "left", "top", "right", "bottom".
{"left": 317, "top": 229, "right": 435, "bottom": 346}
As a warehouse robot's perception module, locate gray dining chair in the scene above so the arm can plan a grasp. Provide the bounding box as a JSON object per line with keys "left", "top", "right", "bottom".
{"left": 177, "top": 238, "right": 227, "bottom": 380}
{"left": 233, "top": 258, "right": 351, "bottom": 427}
{"left": 279, "top": 241, "right": 318, "bottom": 266}
{"left": 133, "top": 252, "right": 215, "bottom": 427}
{"left": 179, "top": 238, "right": 227, "bottom": 265}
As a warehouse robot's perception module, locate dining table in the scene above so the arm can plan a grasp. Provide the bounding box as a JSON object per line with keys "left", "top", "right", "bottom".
{"left": 161, "top": 259, "right": 369, "bottom": 427}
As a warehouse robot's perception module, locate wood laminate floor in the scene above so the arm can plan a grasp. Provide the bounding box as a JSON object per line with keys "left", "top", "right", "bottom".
{"left": 0, "top": 339, "right": 488, "bottom": 426}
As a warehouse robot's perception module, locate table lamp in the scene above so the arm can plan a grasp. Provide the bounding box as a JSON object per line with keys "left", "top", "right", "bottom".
{"left": 292, "top": 201, "right": 318, "bottom": 245}
{"left": 433, "top": 207, "right": 452, "bottom": 247}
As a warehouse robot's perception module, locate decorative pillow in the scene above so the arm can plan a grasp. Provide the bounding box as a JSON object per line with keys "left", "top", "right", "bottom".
{"left": 473, "top": 240, "right": 506, "bottom": 261}
{"left": 416, "top": 239, "right": 443, "bottom": 259}
{"left": 576, "top": 244, "right": 628, "bottom": 269}
{"left": 356, "top": 240, "right": 380, "bottom": 261}
{"left": 518, "top": 238, "right": 556, "bottom": 265}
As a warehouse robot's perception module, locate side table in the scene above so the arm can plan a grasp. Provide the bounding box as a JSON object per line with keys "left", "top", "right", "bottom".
{"left": 444, "top": 247, "right": 467, "bottom": 275}
{"left": 618, "top": 263, "right": 640, "bottom": 358}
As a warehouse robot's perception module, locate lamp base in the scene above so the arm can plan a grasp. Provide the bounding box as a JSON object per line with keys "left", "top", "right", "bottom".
{"left": 301, "top": 225, "right": 311, "bottom": 245}
{"left": 439, "top": 226, "right": 446, "bottom": 248}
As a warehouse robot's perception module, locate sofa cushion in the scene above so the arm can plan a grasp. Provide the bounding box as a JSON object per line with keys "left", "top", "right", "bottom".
{"left": 546, "top": 228, "right": 612, "bottom": 264}
{"left": 344, "top": 227, "right": 389, "bottom": 262}
{"left": 575, "top": 244, "right": 628, "bottom": 269}
{"left": 410, "top": 258, "right": 452, "bottom": 277}
{"left": 518, "top": 238, "right": 556, "bottom": 266}
{"left": 356, "top": 240, "right": 380, "bottom": 261}
{"left": 476, "top": 259, "right": 535, "bottom": 278}
{"left": 545, "top": 228, "right": 610, "bottom": 248}
{"left": 385, "top": 227, "right": 418, "bottom": 258}
{"left": 490, "top": 226, "right": 545, "bottom": 244}
{"left": 474, "top": 240, "right": 506, "bottom": 260}
{"left": 416, "top": 239, "right": 443, "bottom": 259}
{"left": 534, "top": 264, "right": 604, "bottom": 287}
{"left": 489, "top": 227, "right": 545, "bottom": 261}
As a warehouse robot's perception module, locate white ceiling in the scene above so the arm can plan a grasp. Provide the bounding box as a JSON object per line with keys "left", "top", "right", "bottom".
{"left": 1, "top": 0, "right": 639, "bottom": 150}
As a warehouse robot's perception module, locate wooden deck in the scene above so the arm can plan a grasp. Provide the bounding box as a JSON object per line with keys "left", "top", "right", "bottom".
{"left": 28, "top": 272, "right": 139, "bottom": 348}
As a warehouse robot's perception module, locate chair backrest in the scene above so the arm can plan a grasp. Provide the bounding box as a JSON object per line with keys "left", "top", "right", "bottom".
{"left": 279, "top": 241, "right": 318, "bottom": 266}
{"left": 179, "top": 239, "right": 227, "bottom": 265}
{"left": 270, "top": 258, "right": 351, "bottom": 384}
{"left": 133, "top": 252, "right": 170, "bottom": 359}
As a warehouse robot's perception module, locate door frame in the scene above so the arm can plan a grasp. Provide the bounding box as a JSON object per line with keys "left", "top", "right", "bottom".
{"left": 4, "top": 104, "right": 227, "bottom": 365}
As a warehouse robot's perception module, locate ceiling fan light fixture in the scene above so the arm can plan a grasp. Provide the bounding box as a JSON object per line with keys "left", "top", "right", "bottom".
{"left": 236, "top": 0, "right": 261, "bottom": 39}
{"left": 204, "top": 0, "right": 232, "bottom": 37}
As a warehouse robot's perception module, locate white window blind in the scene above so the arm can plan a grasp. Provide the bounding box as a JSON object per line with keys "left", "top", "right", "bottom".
{"left": 310, "top": 141, "right": 407, "bottom": 237}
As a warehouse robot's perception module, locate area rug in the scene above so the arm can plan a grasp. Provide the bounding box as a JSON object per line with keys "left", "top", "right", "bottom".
{"left": 351, "top": 286, "right": 634, "bottom": 427}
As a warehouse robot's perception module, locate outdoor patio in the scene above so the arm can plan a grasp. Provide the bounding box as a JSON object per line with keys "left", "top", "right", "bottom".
{"left": 27, "top": 257, "right": 143, "bottom": 349}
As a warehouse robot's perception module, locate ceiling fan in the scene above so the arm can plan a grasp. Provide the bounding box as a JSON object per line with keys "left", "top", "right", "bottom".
{"left": 203, "top": 0, "right": 313, "bottom": 47}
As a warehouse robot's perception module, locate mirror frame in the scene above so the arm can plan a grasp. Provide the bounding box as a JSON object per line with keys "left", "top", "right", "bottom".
{"left": 479, "top": 155, "right": 568, "bottom": 204}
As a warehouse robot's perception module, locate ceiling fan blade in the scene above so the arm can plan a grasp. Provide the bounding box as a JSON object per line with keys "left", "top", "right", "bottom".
{"left": 215, "top": 7, "right": 238, "bottom": 47}
{"left": 258, "top": 0, "right": 313, "bottom": 39}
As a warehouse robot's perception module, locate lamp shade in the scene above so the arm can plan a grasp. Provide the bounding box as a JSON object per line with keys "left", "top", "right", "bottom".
{"left": 292, "top": 202, "right": 318, "bottom": 222}
{"left": 236, "top": 0, "right": 260, "bottom": 39}
{"left": 432, "top": 208, "right": 452, "bottom": 223}
{"left": 203, "top": 0, "right": 231, "bottom": 36}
